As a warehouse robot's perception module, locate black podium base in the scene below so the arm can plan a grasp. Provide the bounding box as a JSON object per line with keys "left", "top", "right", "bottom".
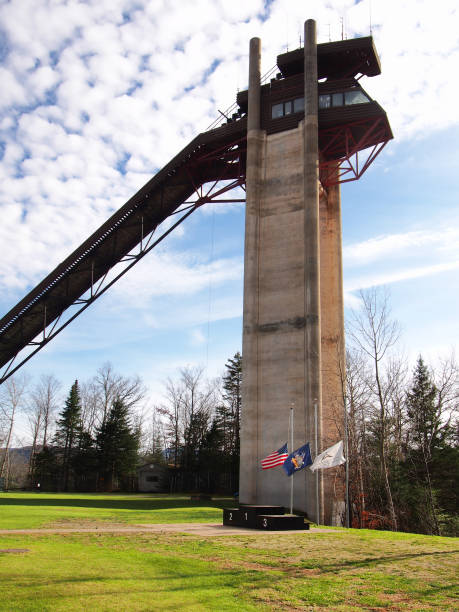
{"left": 256, "top": 514, "right": 306, "bottom": 530}
{"left": 223, "top": 505, "right": 308, "bottom": 531}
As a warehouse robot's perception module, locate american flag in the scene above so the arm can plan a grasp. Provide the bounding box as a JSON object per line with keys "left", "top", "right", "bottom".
{"left": 261, "top": 443, "right": 289, "bottom": 470}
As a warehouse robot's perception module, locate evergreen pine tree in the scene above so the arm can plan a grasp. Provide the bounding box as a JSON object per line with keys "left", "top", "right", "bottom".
{"left": 147, "top": 432, "right": 166, "bottom": 465}
{"left": 54, "top": 380, "right": 83, "bottom": 490}
{"left": 405, "top": 356, "right": 441, "bottom": 534}
{"left": 31, "top": 446, "right": 60, "bottom": 491}
{"left": 406, "top": 356, "right": 440, "bottom": 458}
{"left": 96, "top": 397, "right": 139, "bottom": 491}
{"left": 72, "top": 429, "right": 98, "bottom": 491}
{"left": 198, "top": 419, "right": 224, "bottom": 492}
{"left": 216, "top": 351, "right": 242, "bottom": 491}
{"left": 404, "top": 356, "right": 458, "bottom": 536}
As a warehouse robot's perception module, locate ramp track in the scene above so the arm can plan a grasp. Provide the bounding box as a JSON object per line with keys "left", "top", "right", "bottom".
{"left": 0, "top": 119, "right": 247, "bottom": 383}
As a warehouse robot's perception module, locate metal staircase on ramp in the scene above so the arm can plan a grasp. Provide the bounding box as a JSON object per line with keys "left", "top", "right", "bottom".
{"left": 0, "top": 119, "right": 247, "bottom": 384}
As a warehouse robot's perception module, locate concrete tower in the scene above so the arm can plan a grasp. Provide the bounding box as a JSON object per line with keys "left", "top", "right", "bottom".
{"left": 239, "top": 20, "right": 391, "bottom": 525}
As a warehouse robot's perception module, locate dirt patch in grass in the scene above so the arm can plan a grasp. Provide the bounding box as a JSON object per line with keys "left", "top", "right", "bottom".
{"left": 46, "top": 518, "right": 129, "bottom": 529}
{"left": 212, "top": 557, "right": 322, "bottom": 577}
{"left": 0, "top": 549, "right": 30, "bottom": 554}
{"left": 0, "top": 522, "right": 334, "bottom": 537}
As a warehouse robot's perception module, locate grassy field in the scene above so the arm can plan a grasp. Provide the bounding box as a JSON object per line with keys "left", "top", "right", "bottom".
{"left": 0, "top": 492, "right": 231, "bottom": 529}
{"left": 0, "top": 493, "right": 458, "bottom": 611}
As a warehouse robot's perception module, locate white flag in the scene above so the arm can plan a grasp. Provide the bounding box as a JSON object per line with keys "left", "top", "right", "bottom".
{"left": 309, "top": 440, "right": 345, "bottom": 472}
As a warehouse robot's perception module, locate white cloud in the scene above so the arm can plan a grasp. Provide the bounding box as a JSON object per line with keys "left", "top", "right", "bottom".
{"left": 344, "top": 228, "right": 459, "bottom": 266}
{"left": 0, "top": 0, "right": 457, "bottom": 372}
{"left": 109, "top": 250, "right": 244, "bottom": 305}
{"left": 343, "top": 224, "right": 459, "bottom": 298}
{"left": 190, "top": 328, "right": 207, "bottom": 346}
{"left": 345, "top": 260, "right": 459, "bottom": 294}
{"left": 0, "top": 67, "right": 29, "bottom": 108}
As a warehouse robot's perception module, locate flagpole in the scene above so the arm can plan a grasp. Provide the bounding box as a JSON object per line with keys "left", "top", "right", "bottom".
{"left": 314, "top": 399, "right": 319, "bottom": 525}
{"left": 290, "top": 404, "right": 294, "bottom": 515}
{"left": 344, "top": 392, "right": 350, "bottom": 528}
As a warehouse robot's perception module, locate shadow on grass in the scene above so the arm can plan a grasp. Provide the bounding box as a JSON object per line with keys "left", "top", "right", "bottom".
{"left": 0, "top": 495, "right": 234, "bottom": 512}
{"left": 8, "top": 567, "right": 266, "bottom": 588}
{"left": 316, "top": 549, "right": 458, "bottom": 573}
{"left": 3, "top": 557, "right": 270, "bottom": 608}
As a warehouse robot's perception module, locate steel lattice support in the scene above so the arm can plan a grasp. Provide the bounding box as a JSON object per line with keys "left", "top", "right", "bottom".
{"left": 319, "top": 116, "right": 390, "bottom": 187}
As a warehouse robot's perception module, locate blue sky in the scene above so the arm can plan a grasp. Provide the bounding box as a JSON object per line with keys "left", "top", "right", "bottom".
{"left": 0, "top": 0, "right": 458, "bottom": 431}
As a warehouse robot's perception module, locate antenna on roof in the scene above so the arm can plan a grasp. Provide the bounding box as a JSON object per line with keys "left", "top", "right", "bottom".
{"left": 340, "top": 17, "right": 344, "bottom": 40}
{"left": 285, "top": 10, "right": 289, "bottom": 51}
{"left": 369, "top": 0, "right": 373, "bottom": 35}
{"left": 327, "top": 24, "right": 331, "bottom": 42}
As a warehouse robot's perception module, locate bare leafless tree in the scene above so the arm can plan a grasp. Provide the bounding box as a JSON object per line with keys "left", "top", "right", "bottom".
{"left": 80, "top": 379, "right": 101, "bottom": 436}
{"left": 0, "top": 373, "right": 29, "bottom": 482}
{"left": 143, "top": 406, "right": 167, "bottom": 457}
{"left": 348, "top": 287, "right": 401, "bottom": 530}
{"left": 158, "top": 378, "right": 184, "bottom": 468}
{"left": 433, "top": 350, "right": 459, "bottom": 437}
{"left": 26, "top": 374, "right": 61, "bottom": 476}
{"left": 384, "top": 355, "right": 408, "bottom": 461}
{"left": 344, "top": 348, "right": 372, "bottom": 527}
{"left": 158, "top": 366, "right": 218, "bottom": 472}
{"left": 180, "top": 367, "right": 215, "bottom": 446}
{"left": 81, "top": 362, "right": 146, "bottom": 435}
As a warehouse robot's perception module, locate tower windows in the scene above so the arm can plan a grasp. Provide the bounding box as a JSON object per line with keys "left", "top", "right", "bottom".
{"left": 319, "top": 94, "right": 331, "bottom": 109}
{"left": 271, "top": 97, "right": 304, "bottom": 119}
{"left": 271, "top": 103, "right": 283, "bottom": 118}
{"left": 319, "top": 89, "right": 370, "bottom": 109}
{"left": 344, "top": 90, "right": 370, "bottom": 105}
{"left": 293, "top": 97, "right": 304, "bottom": 112}
{"left": 271, "top": 88, "right": 370, "bottom": 119}
{"left": 333, "top": 93, "right": 343, "bottom": 106}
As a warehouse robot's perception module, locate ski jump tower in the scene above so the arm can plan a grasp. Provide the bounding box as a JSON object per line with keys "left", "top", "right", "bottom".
{"left": 239, "top": 20, "right": 392, "bottom": 525}
{"left": 0, "top": 18, "right": 391, "bottom": 526}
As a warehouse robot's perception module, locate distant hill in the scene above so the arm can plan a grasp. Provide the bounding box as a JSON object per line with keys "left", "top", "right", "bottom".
{"left": 0, "top": 446, "right": 33, "bottom": 463}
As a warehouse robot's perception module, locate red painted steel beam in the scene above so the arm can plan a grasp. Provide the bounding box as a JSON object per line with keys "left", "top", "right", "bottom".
{"left": 318, "top": 116, "right": 390, "bottom": 187}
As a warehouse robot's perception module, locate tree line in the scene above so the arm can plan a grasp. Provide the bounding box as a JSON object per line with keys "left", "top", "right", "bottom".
{"left": 344, "top": 288, "right": 458, "bottom": 536}
{"left": 156, "top": 353, "right": 241, "bottom": 493}
{"left": 0, "top": 355, "right": 241, "bottom": 496}
{"left": 33, "top": 380, "right": 141, "bottom": 492}
{"left": 0, "top": 288, "right": 457, "bottom": 536}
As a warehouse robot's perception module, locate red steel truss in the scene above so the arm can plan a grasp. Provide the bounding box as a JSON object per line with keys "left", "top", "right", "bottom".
{"left": 184, "top": 136, "right": 246, "bottom": 206}
{"left": 319, "top": 116, "right": 390, "bottom": 187}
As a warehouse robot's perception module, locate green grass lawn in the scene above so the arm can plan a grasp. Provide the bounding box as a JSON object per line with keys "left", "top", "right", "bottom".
{"left": 0, "top": 492, "right": 232, "bottom": 529}
{"left": 0, "top": 492, "right": 458, "bottom": 611}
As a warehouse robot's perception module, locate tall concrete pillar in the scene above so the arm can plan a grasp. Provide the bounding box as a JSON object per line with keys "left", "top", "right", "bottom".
{"left": 240, "top": 37, "right": 265, "bottom": 503}
{"left": 320, "top": 178, "right": 346, "bottom": 525}
{"left": 303, "top": 19, "right": 323, "bottom": 524}
{"left": 239, "top": 23, "right": 345, "bottom": 524}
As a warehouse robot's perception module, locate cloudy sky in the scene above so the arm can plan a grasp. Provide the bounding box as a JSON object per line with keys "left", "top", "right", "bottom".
{"left": 0, "top": 0, "right": 458, "bottom": 412}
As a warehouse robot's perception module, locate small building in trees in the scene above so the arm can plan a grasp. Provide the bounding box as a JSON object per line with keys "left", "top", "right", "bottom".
{"left": 137, "top": 463, "right": 168, "bottom": 493}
